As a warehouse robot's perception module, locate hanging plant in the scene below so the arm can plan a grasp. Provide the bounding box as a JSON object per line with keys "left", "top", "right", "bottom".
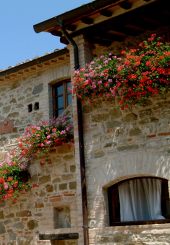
{"left": 12, "top": 115, "right": 74, "bottom": 168}
{"left": 73, "top": 34, "right": 170, "bottom": 109}
{"left": 0, "top": 163, "right": 30, "bottom": 202}
{"left": 73, "top": 53, "right": 120, "bottom": 102}
{"left": 0, "top": 115, "right": 74, "bottom": 200}
{"left": 115, "top": 34, "right": 170, "bottom": 108}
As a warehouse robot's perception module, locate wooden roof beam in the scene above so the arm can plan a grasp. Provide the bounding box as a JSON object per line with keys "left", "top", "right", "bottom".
{"left": 140, "top": 16, "right": 161, "bottom": 26}
{"left": 119, "top": 0, "right": 133, "bottom": 10}
{"left": 60, "top": 36, "right": 69, "bottom": 45}
{"left": 125, "top": 24, "right": 145, "bottom": 32}
{"left": 81, "top": 17, "right": 94, "bottom": 25}
{"left": 50, "top": 30, "right": 62, "bottom": 37}
{"left": 91, "top": 38, "right": 112, "bottom": 46}
{"left": 65, "top": 24, "right": 77, "bottom": 32}
{"left": 30, "top": 66, "right": 37, "bottom": 70}
{"left": 88, "top": 32, "right": 123, "bottom": 45}
{"left": 108, "top": 30, "right": 127, "bottom": 38}
{"left": 100, "top": 9, "right": 113, "bottom": 17}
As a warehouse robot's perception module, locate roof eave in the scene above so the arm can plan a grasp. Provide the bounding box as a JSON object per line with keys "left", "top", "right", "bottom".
{"left": 0, "top": 48, "right": 68, "bottom": 78}
{"left": 33, "top": 0, "right": 121, "bottom": 33}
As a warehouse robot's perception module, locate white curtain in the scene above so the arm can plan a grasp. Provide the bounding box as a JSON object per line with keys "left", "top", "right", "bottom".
{"left": 118, "top": 178, "right": 165, "bottom": 222}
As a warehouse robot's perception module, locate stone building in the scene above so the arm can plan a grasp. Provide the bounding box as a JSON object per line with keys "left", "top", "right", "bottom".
{"left": 0, "top": 0, "right": 170, "bottom": 244}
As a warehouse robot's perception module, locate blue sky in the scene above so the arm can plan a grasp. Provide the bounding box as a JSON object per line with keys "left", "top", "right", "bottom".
{"left": 0, "top": 0, "right": 92, "bottom": 70}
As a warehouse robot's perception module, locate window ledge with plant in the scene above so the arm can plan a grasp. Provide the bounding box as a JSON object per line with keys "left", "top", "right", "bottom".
{"left": 73, "top": 34, "right": 170, "bottom": 110}
{"left": 0, "top": 115, "right": 74, "bottom": 202}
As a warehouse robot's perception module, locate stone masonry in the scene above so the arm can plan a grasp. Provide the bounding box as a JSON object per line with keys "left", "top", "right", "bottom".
{"left": 0, "top": 144, "right": 77, "bottom": 245}
{"left": 0, "top": 53, "right": 70, "bottom": 154}
{"left": 0, "top": 24, "right": 170, "bottom": 245}
{"left": 0, "top": 52, "right": 80, "bottom": 245}
{"left": 70, "top": 31, "right": 170, "bottom": 245}
{"left": 82, "top": 94, "right": 170, "bottom": 244}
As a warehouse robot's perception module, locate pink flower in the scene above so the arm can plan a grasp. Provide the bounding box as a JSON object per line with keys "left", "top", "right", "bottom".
{"left": 4, "top": 183, "right": 9, "bottom": 190}
{"left": 60, "top": 130, "right": 66, "bottom": 135}
{"left": 52, "top": 128, "right": 57, "bottom": 133}
{"left": 45, "top": 141, "right": 51, "bottom": 145}
{"left": 92, "top": 83, "right": 96, "bottom": 89}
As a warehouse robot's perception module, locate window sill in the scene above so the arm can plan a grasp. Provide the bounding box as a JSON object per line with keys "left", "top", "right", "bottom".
{"left": 111, "top": 219, "right": 170, "bottom": 226}
{"left": 39, "top": 232, "right": 79, "bottom": 241}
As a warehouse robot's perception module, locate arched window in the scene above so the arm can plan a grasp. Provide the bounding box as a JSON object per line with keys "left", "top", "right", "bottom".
{"left": 108, "top": 177, "right": 170, "bottom": 225}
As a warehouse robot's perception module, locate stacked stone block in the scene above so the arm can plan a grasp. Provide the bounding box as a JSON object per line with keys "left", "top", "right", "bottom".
{"left": 0, "top": 145, "right": 78, "bottom": 245}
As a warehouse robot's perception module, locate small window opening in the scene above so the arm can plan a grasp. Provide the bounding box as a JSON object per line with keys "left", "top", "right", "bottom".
{"left": 34, "top": 102, "right": 39, "bottom": 110}
{"left": 53, "top": 207, "right": 71, "bottom": 228}
{"left": 28, "top": 104, "right": 32, "bottom": 112}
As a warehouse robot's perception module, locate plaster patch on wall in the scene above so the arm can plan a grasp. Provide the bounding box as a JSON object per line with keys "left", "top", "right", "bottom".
{"left": 0, "top": 119, "right": 15, "bottom": 134}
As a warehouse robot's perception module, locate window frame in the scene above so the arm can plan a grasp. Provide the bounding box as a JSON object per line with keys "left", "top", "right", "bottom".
{"left": 52, "top": 79, "right": 72, "bottom": 118}
{"left": 108, "top": 176, "right": 170, "bottom": 226}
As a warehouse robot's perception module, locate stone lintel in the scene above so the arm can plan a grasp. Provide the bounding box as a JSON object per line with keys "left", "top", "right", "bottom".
{"left": 39, "top": 232, "right": 79, "bottom": 240}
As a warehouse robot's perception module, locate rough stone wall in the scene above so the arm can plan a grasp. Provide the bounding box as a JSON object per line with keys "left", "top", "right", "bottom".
{"left": 0, "top": 144, "right": 78, "bottom": 245}
{"left": 0, "top": 62, "right": 70, "bottom": 156}
{"left": 69, "top": 29, "right": 170, "bottom": 245}
{"left": 1, "top": 27, "right": 169, "bottom": 245}
{"left": 88, "top": 224, "right": 170, "bottom": 245}
{"left": 82, "top": 93, "right": 170, "bottom": 244}
{"left": 0, "top": 57, "right": 80, "bottom": 244}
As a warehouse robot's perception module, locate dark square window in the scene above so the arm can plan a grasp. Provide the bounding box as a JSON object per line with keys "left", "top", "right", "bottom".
{"left": 28, "top": 104, "right": 32, "bottom": 112}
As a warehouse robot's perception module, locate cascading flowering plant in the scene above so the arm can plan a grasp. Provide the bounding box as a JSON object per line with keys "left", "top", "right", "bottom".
{"left": 0, "top": 162, "right": 30, "bottom": 202}
{"left": 73, "top": 52, "right": 120, "bottom": 101}
{"left": 0, "top": 115, "right": 74, "bottom": 201}
{"left": 12, "top": 115, "right": 74, "bottom": 167}
{"left": 116, "top": 34, "right": 170, "bottom": 107}
{"left": 73, "top": 34, "right": 170, "bottom": 109}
